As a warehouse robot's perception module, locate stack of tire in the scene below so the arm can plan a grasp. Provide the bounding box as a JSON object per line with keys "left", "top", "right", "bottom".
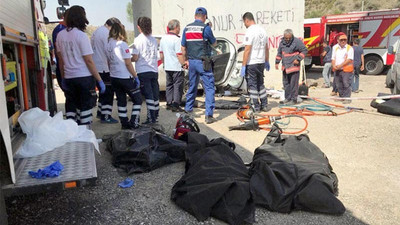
{"left": 386, "top": 67, "right": 400, "bottom": 94}
{"left": 370, "top": 93, "right": 400, "bottom": 116}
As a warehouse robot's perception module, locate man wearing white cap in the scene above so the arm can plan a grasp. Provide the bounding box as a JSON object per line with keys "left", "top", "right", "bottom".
{"left": 331, "top": 34, "right": 354, "bottom": 104}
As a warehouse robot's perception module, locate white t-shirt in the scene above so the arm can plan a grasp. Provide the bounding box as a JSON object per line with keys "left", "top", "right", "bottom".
{"left": 243, "top": 24, "right": 268, "bottom": 65}
{"left": 91, "top": 26, "right": 109, "bottom": 73}
{"left": 56, "top": 28, "right": 93, "bottom": 79}
{"left": 332, "top": 44, "right": 354, "bottom": 66}
{"left": 133, "top": 33, "right": 158, "bottom": 73}
{"left": 106, "top": 39, "right": 133, "bottom": 79}
{"left": 130, "top": 45, "right": 139, "bottom": 56}
{"left": 159, "top": 33, "right": 182, "bottom": 71}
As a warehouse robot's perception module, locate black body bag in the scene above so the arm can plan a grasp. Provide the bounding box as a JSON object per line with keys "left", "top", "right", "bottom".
{"left": 106, "top": 127, "right": 186, "bottom": 174}
{"left": 249, "top": 124, "right": 346, "bottom": 215}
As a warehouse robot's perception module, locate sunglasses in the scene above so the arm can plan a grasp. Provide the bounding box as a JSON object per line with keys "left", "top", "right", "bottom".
{"left": 339, "top": 39, "right": 347, "bottom": 41}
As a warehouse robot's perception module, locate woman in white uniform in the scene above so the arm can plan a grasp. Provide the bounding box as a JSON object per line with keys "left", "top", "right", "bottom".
{"left": 132, "top": 17, "right": 159, "bottom": 124}
{"left": 106, "top": 22, "right": 142, "bottom": 129}
{"left": 56, "top": 5, "right": 105, "bottom": 125}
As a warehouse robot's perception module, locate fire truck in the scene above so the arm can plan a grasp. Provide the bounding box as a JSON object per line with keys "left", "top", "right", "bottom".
{"left": 304, "top": 9, "right": 400, "bottom": 75}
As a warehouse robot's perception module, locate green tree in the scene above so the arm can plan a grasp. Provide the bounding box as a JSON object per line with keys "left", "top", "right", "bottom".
{"left": 127, "top": 1, "right": 133, "bottom": 23}
{"left": 306, "top": 10, "right": 323, "bottom": 18}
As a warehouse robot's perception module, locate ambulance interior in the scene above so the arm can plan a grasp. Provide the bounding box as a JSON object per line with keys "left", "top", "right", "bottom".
{"left": 2, "top": 42, "right": 25, "bottom": 139}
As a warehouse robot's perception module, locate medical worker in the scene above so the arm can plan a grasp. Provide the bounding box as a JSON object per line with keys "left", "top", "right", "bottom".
{"left": 132, "top": 17, "right": 159, "bottom": 124}
{"left": 106, "top": 22, "right": 142, "bottom": 129}
{"left": 92, "top": 17, "right": 121, "bottom": 123}
{"left": 56, "top": 5, "right": 105, "bottom": 126}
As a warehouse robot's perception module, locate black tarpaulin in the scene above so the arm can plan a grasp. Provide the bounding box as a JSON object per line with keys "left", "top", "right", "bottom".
{"left": 171, "top": 132, "right": 255, "bottom": 225}
{"left": 194, "top": 96, "right": 248, "bottom": 110}
{"left": 249, "top": 125, "right": 346, "bottom": 215}
{"left": 106, "top": 127, "right": 186, "bottom": 174}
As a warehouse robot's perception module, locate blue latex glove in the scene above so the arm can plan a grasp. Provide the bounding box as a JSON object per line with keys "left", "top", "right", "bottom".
{"left": 61, "top": 78, "right": 68, "bottom": 91}
{"left": 118, "top": 178, "right": 134, "bottom": 188}
{"left": 265, "top": 61, "right": 270, "bottom": 71}
{"left": 98, "top": 80, "right": 106, "bottom": 94}
{"left": 240, "top": 66, "right": 246, "bottom": 77}
{"left": 135, "top": 76, "right": 140, "bottom": 88}
{"left": 29, "top": 161, "right": 64, "bottom": 179}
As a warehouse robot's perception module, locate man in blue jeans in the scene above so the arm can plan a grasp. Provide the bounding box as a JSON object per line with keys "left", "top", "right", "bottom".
{"left": 352, "top": 38, "right": 364, "bottom": 93}
{"left": 181, "top": 7, "right": 217, "bottom": 124}
{"left": 321, "top": 40, "right": 332, "bottom": 88}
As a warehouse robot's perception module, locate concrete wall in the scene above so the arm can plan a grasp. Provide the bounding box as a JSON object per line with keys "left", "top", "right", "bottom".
{"left": 132, "top": 0, "right": 305, "bottom": 87}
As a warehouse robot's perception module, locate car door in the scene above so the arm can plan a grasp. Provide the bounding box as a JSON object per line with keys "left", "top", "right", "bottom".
{"left": 211, "top": 38, "right": 239, "bottom": 87}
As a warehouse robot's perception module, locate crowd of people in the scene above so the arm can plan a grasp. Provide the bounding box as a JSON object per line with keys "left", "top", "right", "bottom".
{"left": 51, "top": 4, "right": 361, "bottom": 130}
{"left": 52, "top": 5, "right": 225, "bottom": 129}
{"left": 53, "top": 5, "right": 161, "bottom": 129}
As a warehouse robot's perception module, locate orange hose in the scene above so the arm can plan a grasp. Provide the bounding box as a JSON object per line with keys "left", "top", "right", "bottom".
{"left": 308, "top": 98, "right": 354, "bottom": 115}
{"left": 18, "top": 44, "right": 29, "bottom": 110}
{"left": 259, "top": 116, "right": 309, "bottom": 135}
{"left": 313, "top": 98, "right": 346, "bottom": 108}
{"left": 234, "top": 99, "right": 355, "bottom": 134}
{"left": 278, "top": 107, "right": 316, "bottom": 116}
{"left": 276, "top": 107, "right": 351, "bottom": 116}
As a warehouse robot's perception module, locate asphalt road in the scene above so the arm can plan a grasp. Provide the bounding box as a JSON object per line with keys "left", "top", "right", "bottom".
{"left": 5, "top": 68, "right": 400, "bottom": 225}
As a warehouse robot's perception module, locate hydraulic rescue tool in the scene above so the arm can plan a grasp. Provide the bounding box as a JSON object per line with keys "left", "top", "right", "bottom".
{"left": 229, "top": 105, "right": 308, "bottom": 134}
{"left": 229, "top": 105, "right": 299, "bottom": 131}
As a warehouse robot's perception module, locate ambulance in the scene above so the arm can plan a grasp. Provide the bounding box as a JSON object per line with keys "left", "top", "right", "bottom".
{"left": 0, "top": 1, "right": 97, "bottom": 221}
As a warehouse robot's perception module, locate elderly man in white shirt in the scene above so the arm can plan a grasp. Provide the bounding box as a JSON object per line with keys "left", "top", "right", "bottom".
{"left": 331, "top": 34, "right": 354, "bottom": 104}
{"left": 160, "top": 19, "right": 185, "bottom": 112}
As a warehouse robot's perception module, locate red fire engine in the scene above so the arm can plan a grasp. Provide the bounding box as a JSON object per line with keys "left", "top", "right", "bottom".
{"left": 304, "top": 9, "right": 400, "bottom": 75}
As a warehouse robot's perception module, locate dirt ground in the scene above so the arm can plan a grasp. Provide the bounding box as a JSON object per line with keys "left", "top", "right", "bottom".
{"left": 5, "top": 67, "right": 400, "bottom": 225}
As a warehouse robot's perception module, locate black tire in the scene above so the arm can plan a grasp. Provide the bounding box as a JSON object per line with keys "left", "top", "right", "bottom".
{"left": 393, "top": 73, "right": 400, "bottom": 94}
{"left": 386, "top": 69, "right": 394, "bottom": 88}
{"left": 364, "top": 55, "right": 384, "bottom": 75}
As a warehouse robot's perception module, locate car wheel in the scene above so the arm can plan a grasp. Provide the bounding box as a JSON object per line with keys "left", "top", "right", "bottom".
{"left": 364, "top": 55, "right": 384, "bottom": 75}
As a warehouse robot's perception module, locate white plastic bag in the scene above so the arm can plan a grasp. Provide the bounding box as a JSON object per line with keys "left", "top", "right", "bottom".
{"left": 15, "top": 108, "right": 99, "bottom": 158}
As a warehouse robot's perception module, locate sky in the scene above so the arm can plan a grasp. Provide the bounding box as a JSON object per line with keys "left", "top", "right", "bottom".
{"left": 43, "top": 0, "right": 134, "bottom": 30}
